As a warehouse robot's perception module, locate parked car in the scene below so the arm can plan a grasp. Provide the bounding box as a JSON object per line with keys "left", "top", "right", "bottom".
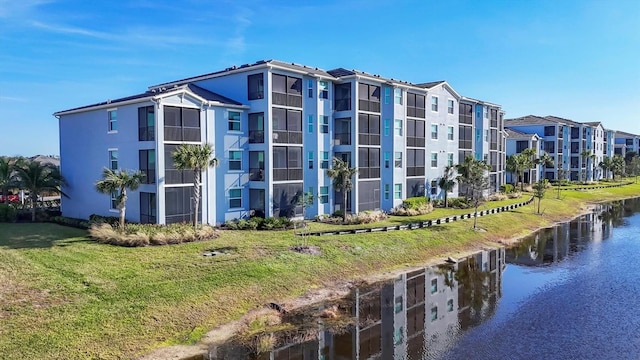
{"left": 0, "top": 194, "right": 20, "bottom": 203}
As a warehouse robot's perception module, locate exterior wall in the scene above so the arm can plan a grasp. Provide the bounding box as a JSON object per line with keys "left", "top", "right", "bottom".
{"left": 425, "top": 85, "right": 459, "bottom": 200}
{"left": 59, "top": 101, "right": 156, "bottom": 221}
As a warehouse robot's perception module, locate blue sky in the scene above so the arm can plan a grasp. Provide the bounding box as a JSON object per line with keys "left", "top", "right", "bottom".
{"left": 1, "top": 0, "right": 638, "bottom": 156}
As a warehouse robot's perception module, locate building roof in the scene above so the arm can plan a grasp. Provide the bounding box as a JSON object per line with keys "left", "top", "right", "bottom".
{"left": 504, "top": 115, "right": 555, "bottom": 125}
{"left": 505, "top": 128, "right": 539, "bottom": 139}
{"left": 614, "top": 130, "right": 639, "bottom": 138}
{"left": 414, "top": 81, "right": 445, "bottom": 89}
{"left": 544, "top": 115, "right": 582, "bottom": 126}
{"left": 460, "top": 96, "right": 501, "bottom": 108}
{"left": 584, "top": 121, "right": 602, "bottom": 126}
{"left": 55, "top": 83, "right": 243, "bottom": 116}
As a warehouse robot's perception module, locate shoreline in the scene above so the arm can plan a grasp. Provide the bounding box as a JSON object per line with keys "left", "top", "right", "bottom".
{"left": 140, "top": 194, "right": 618, "bottom": 360}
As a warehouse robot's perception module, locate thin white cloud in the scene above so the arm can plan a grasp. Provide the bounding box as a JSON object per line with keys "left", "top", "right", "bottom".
{"left": 224, "top": 8, "right": 253, "bottom": 56}
{"left": 0, "top": 0, "right": 54, "bottom": 18}
{"left": 31, "top": 21, "right": 113, "bottom": 39}
{"left": 0, "top": 96, "right": 27, "bottom": 102}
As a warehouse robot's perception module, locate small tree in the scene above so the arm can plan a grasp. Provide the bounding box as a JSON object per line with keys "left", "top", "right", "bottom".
{"left": 172, "top": 144, "right": 218, "bottom": 227}
{"left": 456, "top": 156, "right": 491, "bottom": 229}
{"left": 16, "top": 160, "right": 67, "bottom": 222}
{"left": 628, "top": 156, "right": 640, "bottom": 183}
{"left": 326, "top": 157, "right": 357, "bottom": 223}
{"left": 555, "top": 166, "right": 568, "bottom": 199}
{"left": 95, "top": 168, "right": 145, "bottom": 230}
{"left": 437, "top": 165, "right": 456, "bottom": 208}
{"left": 532, "top": 179, "right": 548, "bottom": 214}
{"left": 294, "top": 191, "right": 315, "bottom": 246}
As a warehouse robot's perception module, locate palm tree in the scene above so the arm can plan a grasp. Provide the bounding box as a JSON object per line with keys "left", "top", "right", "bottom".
{"left": 505, "top": 155, "right": 522, "bottom": 188}
{"left": 326, "top": 157, "right": 357, "bottom": 223}
{"left": 438, "top": 165, "right": 456, "bottom": 208}
{"left": 172, "top": 143, "right": 218, "bottom": 227}
{"left": 580, "top": 150, "right": 592, "bottom": 182}
{"left": 16, "top": 160, "right": 67, "bottom": 221}
{"left": 95, "top": 168, "right": 145, "bottom": 230}
{"left": 520, "top": 148, "right": 537, "bottom": 187}
{"left": 535, "top": 152, "right": 555, "bottom": 178}
{"left": 0, "top": 157, "right": 22, "bottom": 204}
{"left": 599, "top": 157, "right": 613, "bottom": 180}
{"left": 612, "top": 155, "right": 625, "bottom": 181}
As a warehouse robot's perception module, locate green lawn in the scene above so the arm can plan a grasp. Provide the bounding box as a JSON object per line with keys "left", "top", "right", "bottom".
{"left": 1, "top": 181, "right": 639, "bottom": 359}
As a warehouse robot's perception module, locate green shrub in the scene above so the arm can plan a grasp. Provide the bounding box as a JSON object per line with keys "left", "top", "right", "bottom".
{"left": 402, "top": 196, "right": 429, "bottom": 210}
{"left": 225, "top": 216, "right": 293, "bottom": 231}
{"left": 447, "top": 197, "right": 472, "bottom": 209}
{"left": 0, "top": 203, "right": 17, "bottom": 222}
{"left": 89, "top": 214, "right": 120, "bottom": 226}
{"left": 50, "top": 216, "right": 90, "bottom": 229}
{"left": 500, "top": 184, "right": 514, "bottom": 193}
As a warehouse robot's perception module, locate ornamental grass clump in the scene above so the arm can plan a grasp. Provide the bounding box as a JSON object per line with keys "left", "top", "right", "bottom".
{"left": 88, "top": 222, "right": 218, "bottom": 247}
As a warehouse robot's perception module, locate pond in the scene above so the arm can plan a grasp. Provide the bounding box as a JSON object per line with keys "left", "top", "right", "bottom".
{"left": 212, "top": 198, "right": 640, "bottom": 359}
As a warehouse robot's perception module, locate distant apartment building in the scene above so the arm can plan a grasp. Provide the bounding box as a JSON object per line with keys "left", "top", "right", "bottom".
{"left": 504, "top": 115, "right": 618, "bottom": 182}
{"left": 55, "top": 60, "right": 506, "bottom": 225}
{"left": 504, "top": 128, "right": 541, "bottom": 184}
{"left": 613, "top": 131, "right": 640, "bottom": 157}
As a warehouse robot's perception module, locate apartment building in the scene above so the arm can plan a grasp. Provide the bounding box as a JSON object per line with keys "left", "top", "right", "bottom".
{"left": 55, "top": 60, "right": 505, "bottom": 225}
{"left": 613, "top": 131, "right": 640, "bottom": 157}
{"left": 504, "top": 115, "right": 611, "bottom": 181}
{"left": 458, "top": 97, "right": 506, "bottom": 192}
{"left": 504, "top": 128, "right": 541, "bottom": 184}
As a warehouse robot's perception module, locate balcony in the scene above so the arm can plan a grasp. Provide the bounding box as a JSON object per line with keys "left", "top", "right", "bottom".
{"left": 248, "top": 130, "right": 264, "bottom": 144}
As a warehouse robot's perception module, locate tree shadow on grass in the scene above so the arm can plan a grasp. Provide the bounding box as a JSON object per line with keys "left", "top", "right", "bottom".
{"left": 0, "top": 224, "right": 91, "bottom": 250}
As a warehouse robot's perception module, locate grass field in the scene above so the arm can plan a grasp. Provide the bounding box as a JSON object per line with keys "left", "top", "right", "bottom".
{"left": 1, "top": 181, "right": 639, "bottom": 359}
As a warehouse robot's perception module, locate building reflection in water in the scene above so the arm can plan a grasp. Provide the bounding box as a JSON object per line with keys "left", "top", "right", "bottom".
{"left": 504, "top": 200, "right": 639, "bottom": 266}
{"left": 233, "top": 248, "right": 506, "bottom": 360}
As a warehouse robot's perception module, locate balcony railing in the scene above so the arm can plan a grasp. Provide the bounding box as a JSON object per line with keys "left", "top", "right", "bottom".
{"left": 273, "top": 168, "right": 303, "bottom": 181}
{"left": 407, "top": 137, "right": 426, "bottom": 147}
{"left": 358, "top": 167, "right": 380, "bottom": 179}
{"left": 407, "top": 107, "right": 426, "bottom": 118}
{"left": 273, "top": 130, "right": 303, "bottom": 144}
{"left": 164, "top": 126, "right": 201, "bottom": 142}
{"left": 334, "top": 132, "right": 351, "bottom": 145}
{"left": 407, "top": 167, "right": 425, "bottom": 177}
{"left": 249, "top": 168, "right": 264, "bottom": 181}
{"left": 272, "top": 92, "right": 302, "bottom": 108}
{"left": 358, "top": 133, "right": 380, "bottom": 146}
{"left": 249, "top": 130, "right": 264, "bottom": 143}
{"left": 358, "top": 99, "right": 381, "bottom": 113}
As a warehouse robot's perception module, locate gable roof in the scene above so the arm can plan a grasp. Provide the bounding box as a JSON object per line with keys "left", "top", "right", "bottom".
{"left": 55, "top": 83, "right": 245, "bottom": 116}
{"left": 460, "top": 96, "right": 501, "bottom": 108}
{"left": 544, "top": 115, "right": 582, "bottom": 126}
{"left": 505, "top": 115, "right": 556, "bottom": 126}
{"left": 505, "top": 128, "right": 539, "bottom": 139}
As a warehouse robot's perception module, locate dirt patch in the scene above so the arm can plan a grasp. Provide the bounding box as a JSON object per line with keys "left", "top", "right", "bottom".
{"left": 290, "top": 245, "right": 322, "bottom": 256}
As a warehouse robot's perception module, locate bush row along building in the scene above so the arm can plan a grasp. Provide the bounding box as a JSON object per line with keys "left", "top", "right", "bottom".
{"left": 54, "top": 60, "right": 636, "bottom": 225}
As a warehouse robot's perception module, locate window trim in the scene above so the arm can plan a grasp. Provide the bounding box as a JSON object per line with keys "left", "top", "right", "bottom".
{"left": 393, "top": 183, "right": 402, "bottom": 199}
{"left": 430, "top": 152, "right": 438, "bottom": 168}
{"left": 229, "top": 188, "right": 243, "bottom": 209}
{"left": 228, "top": 111, "right": 241, "bottom": 132}
{"left": 447, "top": 99, "right": 454, "bottom": 114}
{"left": 430, "top": 123, "right": 438, "bottom": 140}
{"left": 431, "top": 96, "right": 438, "bottom": 112}
{"left": 319, "top": 186, "right": 329, "bottom": 204}
{"left": 320, "top": 115, "right": 329, "bottom": 134}
{"left": 229, "top": 150, "right": 242, "bottom": 171}
{"left": 447, "top": 126, "right": 454, "bottom": 141}
{"left": 110, "top": 190, "right": 119, "bottom": 211}
{"left": 108, "top": 148, "right": 118, "bottom": 170}
{"left": 107, "top": 108, "right": 118, "bottom": 133}
{"left": 394, "top": 119, "right": 403, "bottom": 136}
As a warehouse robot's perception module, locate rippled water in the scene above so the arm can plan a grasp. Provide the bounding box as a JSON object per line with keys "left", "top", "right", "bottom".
{"left": 213, "top": 198, "right": 640, "bottom": 360}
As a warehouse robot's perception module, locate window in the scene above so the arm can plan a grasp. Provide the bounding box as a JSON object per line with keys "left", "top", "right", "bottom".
{"left": 394, "top": 184, "right": 402, "bottom": 199}
{"left": 308, "top": 151, "right": 314, "bottom": 169}
{"left": 447, "top": 299, "right": 454, "bottom": 312}
{"left": 249, "top": 112, "right": 264, "bottom": 143}
{"left": 334, "top": 83, "right": 351, "bottom": 111}
{"left": 384, "top": 87, "right": 390, "bottom": 104}
{"left": 358, "top": 147, "right": 380, "bottom": 179}
{"left": 228, "top": 111, "right": 241, "bottom": 131}
{"left": 229, "top": 188, "right": 242, "bottom": 208}
{"left": 273, "top": 146, "right": 303, "bottom": 181}
{"left": 384, "top": 152, "right": 390, "bottom": 168}
{"left": 516, "top": 141, "right": 529, "bottom": 153}
{"left": 320, "top": 151, "right": 329, "bottom": 169}
{"left": 544, "top": 126, "right": 556, "bottom": 136}
{"left": 110, "top": 190, "right": 119, "bottom": 210}
{"left": 138, "top": 106, "right": 155, "bottom": 141}
{"left": 384, "top": 119, "right": 390, "bottom": 136}
{"left": 385, "top": 184, "right": 390, "bottom": 200}
{"left": 431, "top": 124, "right": 438, "bottom": 139}
{"left": 308, "top": 115, "right": 313, "bottom": 133}
{"left": 229, "top": 150, "right": 242, "bottom": 170}
{"left": 484, "top": 129, "right": 489, "bottom": 142}
{"left": 406, "top": 93, "right": 426, "bottom": 118}
{"left": 431, "top": 179, "right": 438, "bottom": 195}
{"left": 249, "top": 151, "right": 265, "bottom": 181}
{"left": 358, "top": 83, "right": 381, "bottom": 112}
{"left": 164, "top": 106, "right": 201, "bottom": 141}
{"left": 140, "top": 192, "right": 156, "bottom": 224}
{"left": 394, "top": 327, "right": 403, "bottom": 345}
{"left": 319, "top": 186, "right": 329, "bottom": 204}
{"left": 431, "top": 152, "right": 438, "bottom": 168}
{"left": 307, "top": 79, "right": 313, "bottom": 98}
{"left": 447, "top": 99, "right": 454, "bottom": 114}
{"left": 358, "top": 113, "right": 380, "bottom": 145}
{"left": 320, "top": 115, "right": 329, "bottom": 133}
{"left": 431, "top": 278, "right": 438, "bottom": 294}
{"left": 447, "top": 153, "right": 454, "bottom": 166}
{"left": 394, "top": 152, "right": 402, "bottom": 168}
{"left": 394, "top": 88, "right": 402, "bottom": 104}
{"left": 272, "top": 74, "right": 302, "bottom": 107}
{"left": 431, "top": 96, "right": 438, "bottom": 112}
{"left": 447, "top": 126, "right": 454, "bottom": 140}
{"left": 483, "top": 107, "right": 489, "bottom": 119}
{"left": 406, "top": 119, "right": 425, "bottom": 147}
{"left": 431, "top": 306, "right": 438, "bottom": 321}
{"left": 319, "top": 81, "right": 329, "bottom": 99}
{"left": 272, "top": 108, "right": 302, "bottom": 144}
{"left": 108, "top": 109, "right": 117, "bottom": 132}
{"left": 406, "top": 149, "right": 425, "bottom": 176}
{"left": 394, "top": 119, "right": 403, "bottom": 136}
{"left": 139, "top": 150, "right": 155, "bottom": 184}
{"left": 109, "top": 150, "right": 118, "bottom": 170}
{"left": 247, "top": 73, "right": 264, "bottom": 100}
{"left": 334, "top": 117, "right": 351, "bottom": 145}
